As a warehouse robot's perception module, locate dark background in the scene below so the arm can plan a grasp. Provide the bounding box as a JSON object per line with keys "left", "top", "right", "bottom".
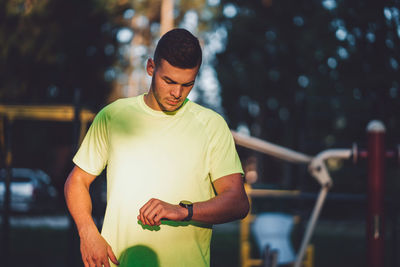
{"left": 1, "top": 0, "right": 399, "bottom": 266}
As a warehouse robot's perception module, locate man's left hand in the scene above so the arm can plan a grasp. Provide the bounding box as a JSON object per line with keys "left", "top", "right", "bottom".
{"left": 138, "top": 199, "right": 187, "bottom": 226}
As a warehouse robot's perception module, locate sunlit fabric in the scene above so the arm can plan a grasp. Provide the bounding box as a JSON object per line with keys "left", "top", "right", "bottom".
{"left": 73, "top": 94, "right": 243, "bottom": 266}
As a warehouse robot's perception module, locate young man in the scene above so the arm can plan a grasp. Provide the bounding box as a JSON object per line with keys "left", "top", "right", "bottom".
{"left": 64, "top": 28, "right": 249, "bottom": 267}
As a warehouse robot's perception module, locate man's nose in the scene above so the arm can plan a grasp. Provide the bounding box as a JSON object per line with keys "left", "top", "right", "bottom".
{"left": 171, "top": 85, "right": 183, "bottom": 99}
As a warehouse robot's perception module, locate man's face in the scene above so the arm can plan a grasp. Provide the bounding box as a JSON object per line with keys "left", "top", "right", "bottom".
{"left": 145, "top": 58, "right": 199, "bottom": 112}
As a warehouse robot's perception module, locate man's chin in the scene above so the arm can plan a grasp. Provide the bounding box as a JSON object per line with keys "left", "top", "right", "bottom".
{"left": 162, "top": 107, "right": 179, "bottom": 112}
{"left": 161, "top": 103, "right": 182, "bottom": 112}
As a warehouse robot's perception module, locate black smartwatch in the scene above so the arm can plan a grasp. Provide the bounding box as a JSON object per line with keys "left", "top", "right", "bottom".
{"left": 179, "top": 200, "right": 193, "bottom": 221}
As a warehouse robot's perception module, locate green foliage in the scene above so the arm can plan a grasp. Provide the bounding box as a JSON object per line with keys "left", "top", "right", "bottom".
{"left": 217, "top": 0, "right": 400, "bottom": 143}
{"left": 215, "top": 0, "right": 400, "bottom": 191}
{"left": 0, "top": 0, "right": 126, "bottom": 108}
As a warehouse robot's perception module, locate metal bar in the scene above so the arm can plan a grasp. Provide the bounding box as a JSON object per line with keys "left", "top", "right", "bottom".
{"left": 294, "top": 185, "right": 330, "bottom": 267}
{"left": 234, "top": 133, "right": 352, "bottom": 267}
{"left": 2, "top": 117, "right": 12, "bottom": 266}
{"left": 312, "top": 149, "right": 352, "bottom": 162}
{"left": 366, "top": 120, "right": 386, "bottom": 267}
{"left": 0, "top": 105, "right": 94, "bottom": 122}
{"left": 231, "top": 131, "right": 312, "bottom": 164}
{"left": 160, "top": 0, "right": 174, "bottom": 35}
{"left": 308, "top": 149, "right": 352, "bottom": 187}
{"left": 248, "top": 189, "right": 301, "bottom": 198}
{"left": 241, "top": 184, "right": 253, "bottom": 267}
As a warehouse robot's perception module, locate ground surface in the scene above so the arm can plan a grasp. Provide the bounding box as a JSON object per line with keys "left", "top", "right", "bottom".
{"left": 0, "top": 215, "right": 398, "bottom": 267}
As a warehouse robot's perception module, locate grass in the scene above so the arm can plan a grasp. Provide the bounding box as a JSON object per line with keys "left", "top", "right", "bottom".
{"left": 311, "top": 220, "right": 366, "bottom": 267}
{"left": 1, "top": 227, "right": 71, "bottom": 267}
{"left": 211, "top": 219, "right": 398, "bottom": 267}
{"left": 0, "top": 217, "right": 397, "bottom": 267}
{"left": 211, "top": 222, "right": 241, "bottom": 267}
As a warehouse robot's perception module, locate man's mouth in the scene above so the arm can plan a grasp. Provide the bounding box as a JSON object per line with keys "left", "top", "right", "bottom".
{"left": 166, "top": 99, "right": 180, "bottom": 105}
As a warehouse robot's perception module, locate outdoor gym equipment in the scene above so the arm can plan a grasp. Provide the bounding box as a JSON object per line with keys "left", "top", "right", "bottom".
{"left": 232, "top": 130, "right": 352, "bottom": 267}
{"left": 233, "top": 120, "right": 393, "bottom": 267}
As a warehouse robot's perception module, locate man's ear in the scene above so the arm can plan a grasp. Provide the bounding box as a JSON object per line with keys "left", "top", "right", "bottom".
{"left": 146, "top": 58, "right": 155, "bottom": 76}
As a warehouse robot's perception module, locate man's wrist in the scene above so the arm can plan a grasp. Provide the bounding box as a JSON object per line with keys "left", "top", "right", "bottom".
{"left": 77, "top": 222, "right": 98, "bottom": 238}
{"left": 178, "top": 205, "right": 189, "bottom": 220}
{"left": 179, "top": 200, "right": 193, "bottom": 221}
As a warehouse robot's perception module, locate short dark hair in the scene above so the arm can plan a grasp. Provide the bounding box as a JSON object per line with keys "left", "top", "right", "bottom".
{"left": 154, "top": 28, "right": 202, "bottom": 69}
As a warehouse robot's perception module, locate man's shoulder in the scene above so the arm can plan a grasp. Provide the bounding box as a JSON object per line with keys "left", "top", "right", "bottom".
{"left": 186, "top": 101, "right": 227, "bottom": 127}
{"left": 187, "top": 101, "right": 223, "bottom": 118}
{"left": 105, "top": 96, "right": 139, "bottom": 110}
{"left": 98, "top": 96, "right": 140, "bottom": 118}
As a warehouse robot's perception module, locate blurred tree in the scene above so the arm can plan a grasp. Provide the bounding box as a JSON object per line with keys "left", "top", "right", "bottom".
{"left": 0, "top": 0, "right": 127, "bottom": 109}
{"left": 0, "top": 0, "right": 222, "bottom": 105}
{"left": 214, "top": 0, "right": 400, "bottom": 191}
{"left": 0, "top": 0, "right": 131, "bottom": 213}
{"left": 112, "top": 0, "right": 219, "bottom": 99}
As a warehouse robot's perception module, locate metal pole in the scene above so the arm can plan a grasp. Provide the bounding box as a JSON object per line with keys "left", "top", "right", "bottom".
{"left": 366, "top": 120, "right": 385, "bottom": 267}
{"left": 72, "top": 88, "right": 81, "bottom": 151}
{"left": 160, "top": 0, "right": 174, "bottom": 36}
{"left": 231, "top": 131, "right": 313, "bottom": 164}
{"left": 294, "top": 185, "right": 329, "bottom": 267}
{"left": 2, "top": 117, "right": 12, "bottom": 266}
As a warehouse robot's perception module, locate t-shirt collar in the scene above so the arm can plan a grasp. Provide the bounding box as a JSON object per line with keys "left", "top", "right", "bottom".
{"left": 139, "top": 93, "right": 189, "bottom": 117}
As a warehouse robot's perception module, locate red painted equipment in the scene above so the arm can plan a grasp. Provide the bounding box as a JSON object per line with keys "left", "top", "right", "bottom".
{"left": 366, "top": 120, "right": 386, "bottom": 267}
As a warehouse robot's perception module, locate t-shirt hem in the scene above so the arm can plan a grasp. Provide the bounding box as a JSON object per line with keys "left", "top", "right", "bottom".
{"left": 72, "top": 156, "right": 103, "bottom": 176}
{"left": 211, "top": 169, "right": 244, "bottom": 183}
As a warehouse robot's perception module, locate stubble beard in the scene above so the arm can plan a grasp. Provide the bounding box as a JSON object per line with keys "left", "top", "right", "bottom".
{"left": 151, "top": 81, "right": 180, "bottom": 112}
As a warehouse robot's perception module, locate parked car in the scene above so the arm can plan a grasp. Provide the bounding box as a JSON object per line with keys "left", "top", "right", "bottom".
{"left": 0, "top": 168, "right": 58, "bottom": 212}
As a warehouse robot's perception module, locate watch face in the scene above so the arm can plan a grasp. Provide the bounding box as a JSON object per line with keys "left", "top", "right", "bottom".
{"left": 180, "top": 200, "right": 192, "bottom": 206}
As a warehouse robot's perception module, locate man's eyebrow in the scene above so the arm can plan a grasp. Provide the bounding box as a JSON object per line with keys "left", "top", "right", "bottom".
{"left": 163, "top": 76, "right": 195, "bottom": 86}
{"left": 163, "top": 76, "right": 177, "bottom": 83}
{"left": 182, "top": 80, "right": 195, "bottom": 86}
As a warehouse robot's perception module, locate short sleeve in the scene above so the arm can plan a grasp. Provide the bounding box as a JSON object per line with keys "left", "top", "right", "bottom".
{"left": 208, "top": 115, "right": 243, "bottom": 182}
{"left": 73, "top": 108, "right": 109, "bottom": 176}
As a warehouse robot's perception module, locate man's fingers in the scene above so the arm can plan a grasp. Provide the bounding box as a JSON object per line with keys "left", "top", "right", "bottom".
{"left": 140, "top": 199, "right": 158, "bottom": 225}
{"left": 93, "top": 254, "right": 106, "bottom": 267}
{"left": 139, "top": 200, "right": 153, "bottom": 225}
{"left": 145, "top": 203, "right": 162, "bottom": 225}
{"left": 152, "top": 204, "right": 166, "bottom": 225}
{"left": 142, "top": 208, "right": 152, "bottom": 225}
{"left": 154, "top": 212, "right": 164, "bottom": 225}
{"left": 102, "top": 259, "right": 111, "bottom": 267}
{"left": 139, "top": 198, "right": 177, "bottom": 226}
{"left": 139, "top": 206, "right": 148, "bottom": 225}
{"left": 85, "top": 257, "right": 95, "bottom": 267}
{"left": 108, "top": 246, "right": 120, "bottom": 265}
{"left": 94, "top": 258, "right": 104, "bottom": 267}
{"left": 141, "top": 204, "right": 153, "bottom": 225}
{"left": 83, "top": 258, "right": 89, "bottom": 267}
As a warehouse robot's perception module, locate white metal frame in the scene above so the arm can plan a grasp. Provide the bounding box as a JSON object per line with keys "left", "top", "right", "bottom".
{"left": 231, "top": 131, "right": 352, "bottom": 267}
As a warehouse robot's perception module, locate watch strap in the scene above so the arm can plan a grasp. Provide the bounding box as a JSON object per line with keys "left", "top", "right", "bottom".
{"left": 179, "top": 201, "right": 193, "bottom": 221}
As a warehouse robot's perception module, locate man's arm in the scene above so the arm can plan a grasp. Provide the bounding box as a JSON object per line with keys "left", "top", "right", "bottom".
{"left": 64, "top": 166, "right": 119, "bottom": 267}
{"left": 138, "top": 173, "right": 249, "bottom": 226}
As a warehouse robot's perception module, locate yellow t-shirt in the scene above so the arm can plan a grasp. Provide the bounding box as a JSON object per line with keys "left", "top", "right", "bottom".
{"left": 73, "top": 94, "right": 243, "bottom": 267}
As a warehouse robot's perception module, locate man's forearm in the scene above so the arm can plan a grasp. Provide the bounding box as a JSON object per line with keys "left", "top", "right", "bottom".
{"left": 190, "top": 187, "right": 249, "bottom": 224}
{"left": 64, "top": 166, "right": 119, "bottom": 267}
{"left": 64, "top": 167, "right": 98, "bottom": 236}
{"left": 138, "top": 173, "right": 250, "bottom": 226}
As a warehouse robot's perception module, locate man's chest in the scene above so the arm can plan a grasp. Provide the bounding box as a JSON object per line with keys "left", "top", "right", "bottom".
{"left": 107, "top": 118, "right": 211, "bottom": 181}
{"left": 105, "top": 119, "right": 213, "bottom": 203}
